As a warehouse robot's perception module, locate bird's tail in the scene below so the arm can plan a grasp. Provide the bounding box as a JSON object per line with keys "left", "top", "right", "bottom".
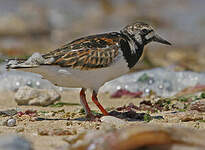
{"left": 6, "top": 53, "right": 49, "bottom": 70}
{"left": 5, "top": 53, "right": 57, "bottom": 79}
{"left": 6, "top": 58, "right": 39, "bottom": 70}
{"left": 6, "top": 58, "right": 27, "bottom": 69}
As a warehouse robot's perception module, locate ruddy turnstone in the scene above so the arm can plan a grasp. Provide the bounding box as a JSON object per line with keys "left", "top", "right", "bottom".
{"left": 7, "top": 22, "right": 171, "bottom": 119}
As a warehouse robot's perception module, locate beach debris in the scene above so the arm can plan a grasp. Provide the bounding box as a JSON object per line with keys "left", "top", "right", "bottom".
{"left": 0, "top": 109, "right": 17, "bottom": 116}
{"left": 111, "top": 89, "right": 142, "bottom": 98}
{"left": 17, "top": 109, "right": 38, "bottom": 117}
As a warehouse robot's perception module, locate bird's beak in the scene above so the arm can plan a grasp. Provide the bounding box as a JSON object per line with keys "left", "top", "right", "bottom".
{"left": 153, "top": 34, "right": 171, "bottom": 45}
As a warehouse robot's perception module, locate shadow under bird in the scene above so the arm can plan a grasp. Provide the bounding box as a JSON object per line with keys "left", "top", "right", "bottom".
{"left": 7, "top": 22, "right": 171, "bottom": 119}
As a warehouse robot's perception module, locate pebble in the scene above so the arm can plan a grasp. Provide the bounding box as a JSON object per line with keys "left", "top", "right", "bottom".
{"left": 6, "top": 118, "right": 16, "bottom": 127}
{"left": 15, "top": 86, "right": 61, "bottom": 106}
{"left": 3, "top": 118, "right": 16, "bottom": 127}
{"left": 100, "top": 116, "right": 126, "bottom": 128}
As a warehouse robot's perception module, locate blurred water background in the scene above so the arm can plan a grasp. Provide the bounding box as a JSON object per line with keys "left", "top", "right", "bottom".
{"left": 0, "top": 0, "right": 205, "bottom": 95}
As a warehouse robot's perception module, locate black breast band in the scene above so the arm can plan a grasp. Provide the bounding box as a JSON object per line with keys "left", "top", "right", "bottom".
{"left": 120, "top": 34, "right": 144, "bottom": 69}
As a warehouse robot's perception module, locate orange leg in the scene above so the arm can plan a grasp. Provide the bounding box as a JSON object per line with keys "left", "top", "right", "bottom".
{"left": 92, "top": 91, "right": 109, "bottom": 116}
{"left": 80, "top": 88, "right": 93, "bottom": 118}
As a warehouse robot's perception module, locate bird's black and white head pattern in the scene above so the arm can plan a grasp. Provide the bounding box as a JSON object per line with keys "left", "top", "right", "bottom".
{"left": 121, "top": 22, "right": 155, "bottom": 49}
{"left": 119, "top": 22, "right": 171, "bottom": 68}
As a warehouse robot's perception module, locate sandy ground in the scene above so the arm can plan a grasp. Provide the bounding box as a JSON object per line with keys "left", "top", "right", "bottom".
{"left": 0, "top": 90, "right": 143, "bottom": 150}
{"left": 0, "top": 90, "right": 205, "bottom": 150}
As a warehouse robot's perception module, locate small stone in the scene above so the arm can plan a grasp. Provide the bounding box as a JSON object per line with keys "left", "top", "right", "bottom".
{"left": 14, "top": 86, "right": 61, "bottom": 106}
{"left": 5, "top": 118, "right": 16, "bottom": 127}
{"left": 100, "top": 116, "right": 126, "bottom": 128}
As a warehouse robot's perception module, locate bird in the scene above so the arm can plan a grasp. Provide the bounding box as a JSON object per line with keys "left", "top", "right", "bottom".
{"left": 7, "top": 21, "right": 171, "bottom": 119}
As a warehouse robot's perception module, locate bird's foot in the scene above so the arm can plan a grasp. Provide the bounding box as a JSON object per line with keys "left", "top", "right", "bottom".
{"left": 85, "top": 113, "right": 101, "bottom": 121}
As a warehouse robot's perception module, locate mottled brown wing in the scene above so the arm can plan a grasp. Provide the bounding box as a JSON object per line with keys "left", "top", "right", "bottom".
{"left": 43, "top": 32, "right": 121, "bottom": 70}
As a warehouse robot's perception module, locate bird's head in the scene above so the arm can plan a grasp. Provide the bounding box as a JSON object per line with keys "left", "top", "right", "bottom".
{"left": 120, "top": 22, "right": 171, "bottom": 46}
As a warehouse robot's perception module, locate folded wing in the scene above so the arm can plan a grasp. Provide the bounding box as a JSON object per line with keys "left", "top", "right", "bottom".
{"left": 43, "top": 32, "right": 121, "bottom": 70}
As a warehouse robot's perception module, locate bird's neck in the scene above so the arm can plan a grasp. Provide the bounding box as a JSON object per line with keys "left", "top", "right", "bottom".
{"left": 120, "top": 33, "right": 144, "bottom": 69}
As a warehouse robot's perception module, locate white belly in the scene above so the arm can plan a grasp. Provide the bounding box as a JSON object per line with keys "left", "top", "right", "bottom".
{"left": 20, "top": 56, "right": 129, "bottom": 91}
